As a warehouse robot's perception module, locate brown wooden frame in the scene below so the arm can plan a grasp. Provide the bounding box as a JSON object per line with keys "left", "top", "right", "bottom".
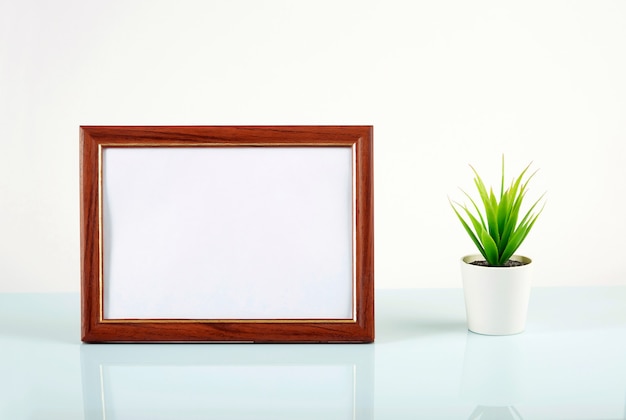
{"left": 80, "top": 126, "right": 374, "bottom": 343}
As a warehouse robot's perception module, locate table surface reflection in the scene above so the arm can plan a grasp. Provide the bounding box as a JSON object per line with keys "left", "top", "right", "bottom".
{"left": 1, "top": 287, "right": 625, "bottom": 419}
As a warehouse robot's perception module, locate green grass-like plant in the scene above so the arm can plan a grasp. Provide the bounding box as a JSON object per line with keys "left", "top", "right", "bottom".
{"left": 450, "top": 156, "right": 546, "bottom": 266}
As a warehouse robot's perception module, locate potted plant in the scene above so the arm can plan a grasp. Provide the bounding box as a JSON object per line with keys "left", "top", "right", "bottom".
{"left": 450, "top": 156, "right": 545, "bottom": 335}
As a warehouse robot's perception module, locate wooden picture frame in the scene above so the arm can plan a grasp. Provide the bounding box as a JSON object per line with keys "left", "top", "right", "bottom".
{"left": 80, "top": 126, "right": 374, "bottom": 343}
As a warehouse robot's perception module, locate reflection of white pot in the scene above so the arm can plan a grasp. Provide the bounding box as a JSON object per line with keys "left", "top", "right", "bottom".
{"left": 461, "top": 332, "right": 526, "bottom": 406}
{"left": 461, "top": 255, "right": 532, "bottom": 336}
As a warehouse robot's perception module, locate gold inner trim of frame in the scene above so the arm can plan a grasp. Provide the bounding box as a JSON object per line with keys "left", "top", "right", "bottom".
{"left": 100, "top": 318, "right": 356, "bottom": 324}
{"left": 100, "top": 142, "right": 353, "bottom": 148}
{"left": 97, "top": 144, "right": 104, "bottom": 322}
{"left": 351, "top": 142, "right": 358, "bottom": 321}
{"left": 97, "top": 142, "right": 359, "bottom": 324}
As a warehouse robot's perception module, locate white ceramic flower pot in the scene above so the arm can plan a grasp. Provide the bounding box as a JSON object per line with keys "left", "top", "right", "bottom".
{"left": 461, "top": 254, "right": 532, "bottom": 335}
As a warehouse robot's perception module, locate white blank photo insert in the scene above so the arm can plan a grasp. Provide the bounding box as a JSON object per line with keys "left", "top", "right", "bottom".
{"left": 102, "top": 146, "right": 354, "bottom": 320}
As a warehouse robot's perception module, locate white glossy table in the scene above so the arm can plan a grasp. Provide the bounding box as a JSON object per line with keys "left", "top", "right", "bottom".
{"left": 2, "top": 287, "right": 625, "bottom": 419}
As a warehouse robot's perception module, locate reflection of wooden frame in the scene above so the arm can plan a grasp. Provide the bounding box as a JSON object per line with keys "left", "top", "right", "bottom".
{"left": 81, "top": 344, "right": 374, "bottom": 418}
{"left": 80, "top": 126, "right": 374, "bottom": 343}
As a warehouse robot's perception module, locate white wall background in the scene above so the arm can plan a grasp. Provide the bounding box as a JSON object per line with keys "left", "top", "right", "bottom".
{"left": 1, "top": 0, "right": 625, "bottom": 292}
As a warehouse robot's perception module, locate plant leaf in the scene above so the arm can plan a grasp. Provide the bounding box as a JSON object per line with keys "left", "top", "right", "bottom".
{"left": 461, "top": 188, "right": 487, "bottom": 230}
{"left": 449, "top": 198, "right": 488, "bottom": 261}
{"left": 488, "top": 188, "right": 500, "bottom": 246}
{"left": 480, "top": 227, "right": 499, "bottom": 266}
{"left": 499, "top": 201, "right": 546, "bottom": 263}
{"left": 471, "top": 165, "right": 500, "bottom": 249}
